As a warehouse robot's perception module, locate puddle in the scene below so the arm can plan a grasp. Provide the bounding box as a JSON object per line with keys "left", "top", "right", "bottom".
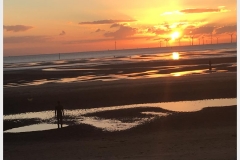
{"left": 42, "top": 68, "right": 100, "bottom": 71}
{"left": 79, "top": 117, "right": 154, "bottom": 132}
{"left": 4, "top": 111, "right": 54, "bottom": 120}
{"left": 4, "top": 124, "right": 68, "bottom": 133}
{"left": 171, "top": 69, "right": 208, "bottom": 76}
{"left": 4, "top": 98, "right": 236, "bottom": 133}
{"left": 151, "top": 98, "right": 236, "bottom": 112}
{"left": 141, "top": 112, "right": 169, "bottom": 116}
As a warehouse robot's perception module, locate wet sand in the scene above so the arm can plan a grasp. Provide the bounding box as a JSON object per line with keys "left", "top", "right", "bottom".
{"left": 4, "top": 56, "right": 237, "bottom": 114}
{"left": 3, "top": 56, "right": 236, "bottom": 85}
{"left": 3, "top": 57, "right": 237, "bottom": 159}
{"left": 4, "top": 72, "right": 237, "bottom": 115}
{"left": 4, "top": 106, "right": 237, "bottom": 160}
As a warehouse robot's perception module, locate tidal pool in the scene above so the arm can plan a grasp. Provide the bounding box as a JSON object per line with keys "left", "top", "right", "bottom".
{"left": 4, "top": 98, "right": 236, "bottom": 133}
{"left": 4, "top": 124, "right": 68, "bottom": 133}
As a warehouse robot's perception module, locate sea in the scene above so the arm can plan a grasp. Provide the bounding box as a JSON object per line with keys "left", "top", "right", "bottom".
{"left": 3, "top": 43, "right": 237, "bottom": 71}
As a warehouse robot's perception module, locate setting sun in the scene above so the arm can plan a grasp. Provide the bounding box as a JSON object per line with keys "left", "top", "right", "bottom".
{"left": 171, "top": 31, "right": 180, "bottom": 40}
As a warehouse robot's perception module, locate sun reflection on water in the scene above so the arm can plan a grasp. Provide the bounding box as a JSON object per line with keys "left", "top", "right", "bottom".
{"left": 171, "top": 69, "right": 208, "bottom": 76}
{"left": 172, "top": 52, "right": 179, "bottom": 60}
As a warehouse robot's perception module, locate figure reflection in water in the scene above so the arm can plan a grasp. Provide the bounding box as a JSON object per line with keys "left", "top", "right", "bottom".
{"left": 55, "top": 101, "right": 64, "bottom": 128}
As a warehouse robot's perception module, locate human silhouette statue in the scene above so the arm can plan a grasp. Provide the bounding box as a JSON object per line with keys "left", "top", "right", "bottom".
{"left": 55, "top": 101, "right": 64, "bottom": 128}
{"left": 209, "top": 60, "right": 212, "bottom": 72}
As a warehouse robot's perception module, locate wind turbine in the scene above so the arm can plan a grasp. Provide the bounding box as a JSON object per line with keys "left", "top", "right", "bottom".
{"left": 178, "top": 38, "right": 181, "bottom": 46}
{"left": 159, "top": 40, "right": 162, "bottom": 47}
{"left": 190, "top": 36, "right": 194, "bottom": 45}
{"left": 164, "top": 38, "right": 170, "bottom": 47}
{"left": 202, "top": 36, "right": 205, "bottom": 45}
{"left": 210, "top": 34, "right": 213, "bottom": 44}
{"left": 216, "top": 37, "right": 219, "bottom": 44}
{"left": 229, "top": 33, "right": 233, "bottom": 43}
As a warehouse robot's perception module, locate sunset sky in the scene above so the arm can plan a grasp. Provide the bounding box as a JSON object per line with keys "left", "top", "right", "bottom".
{"left": 3, "top": 0, "right": 237, "bottom": 56}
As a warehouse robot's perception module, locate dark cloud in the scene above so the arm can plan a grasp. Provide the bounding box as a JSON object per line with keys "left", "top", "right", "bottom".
{"left": 104, "top": 25, "right": 137, "bottom": 39}
{"left": 95, "top": 28, "right": 105, "bottom": 32}
{"left": 110, "top": 23, "right": 121, "bottom": 28}
{"left": 79, "top": 19, "right": 136, "bottom": 25}
{"left": 215, "top": 25, "right": 237, "bottom": 34}
{"left": 148, "top": 28, "right": 169, "bottom": 35}
{"left": 62, "top": 36, "right": 153, "bottom": 44}
{"left": 161, "top": 7, "right": 229, "bottom": 16}
{"left": 3, "top": 25, "right": 33, "bottom": 32}
{"left": 4, "top": 36, "right": 52, "bottom": 43}
{"left": 179, "top": 7, "right": 230, "bottom": 14}
{"left": 183, "top": 26, "right": 215, "bottom": 35}
{"left": 62, "top": 38, "right": 111, "bottom": 44}
{"left": 163, "top": 24, "right": 170, "bottom": 29}
{"left": 180, "top": 8, "right": 221, "bottom": 14}
{"left": 59, "top": 30, "right": 66, "bottom": 36}
{"left": 145, "top": 22, "right": 174, "bottom": 35}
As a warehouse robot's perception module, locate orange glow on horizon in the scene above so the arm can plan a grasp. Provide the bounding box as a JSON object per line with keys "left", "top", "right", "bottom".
{"left": 3, "top": 1, "right": 237, "bottom": 56}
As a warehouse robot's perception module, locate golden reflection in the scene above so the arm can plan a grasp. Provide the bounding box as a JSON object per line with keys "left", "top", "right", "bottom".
{"left": 171, "top": 69, "right": 207, "bottom": 76}
{"left": 58, "top": 78, "right": 78, "bottom": 83}
{"left": 172, "top": 52, "right": 179, "bottom": 60}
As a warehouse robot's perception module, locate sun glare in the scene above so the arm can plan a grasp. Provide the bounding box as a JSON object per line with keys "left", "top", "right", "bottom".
{"left": 172, "top": 52, "right": 179, "bottom": 60}
{"left": 171, "top": 31, "right": 180, "bottom": 40}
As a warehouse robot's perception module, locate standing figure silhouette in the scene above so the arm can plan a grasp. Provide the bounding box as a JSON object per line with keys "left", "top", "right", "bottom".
{"left": 209, "top": 60, "right": 212, "bottom": 72}
{"left": 55, "top": 101, "right": 64, "bottom": 128}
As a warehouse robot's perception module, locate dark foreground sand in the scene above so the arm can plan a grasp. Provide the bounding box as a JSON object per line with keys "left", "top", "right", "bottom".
{"left": 3, "top": 57, "right": 237, "bottom": 160}
{"left": 4, "top": 106, "right": 236, "bottom": 160}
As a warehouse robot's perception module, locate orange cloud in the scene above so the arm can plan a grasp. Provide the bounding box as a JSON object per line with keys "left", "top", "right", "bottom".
{"left": 161, "top": 6, "right": 230, "bottom": 15}
{"left": 147, "top": 28, "right": 169, "bottom": 35}
{"left": 182, "top": 24, "right": 237, "bottom": 36}
{"left": 215, "top": 25, "right": 237, "bottom": 34}
{"left": 3, "top": 25, "right": 33, "bottom": 32}
{"left": 184, "top": 26, "right": 215, "bottom": 35}
{"left": 79, "top": 19, "right": 136, "bottom": 25}
{"left": 4, "top": 36, "right": 52, "bottom": 43}
{"left": 62, "top": 36, "right": 153, "bottom": 45}
{"left": 180, "top": 8, "right": 221, "bottom": 14}
{"left": 62, "top": 38, "right": 111, "bottom": 44}
{"left": 104, "top": 25, "right": 137, "bottom": 39}
{"left": 110, "top": 23, "right": 121, "bottom": 28}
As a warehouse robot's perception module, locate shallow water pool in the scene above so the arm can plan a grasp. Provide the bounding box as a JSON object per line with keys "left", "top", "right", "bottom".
{"left": 4, "top": 98, "right": 236, "bottom": 133}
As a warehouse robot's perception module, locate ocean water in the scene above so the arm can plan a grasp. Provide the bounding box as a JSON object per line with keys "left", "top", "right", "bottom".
{"left": 3, "top": 43, "right": 237, "bottom": 87}
{"left": 4, "top": 43, "right": 237, "bottom": 65}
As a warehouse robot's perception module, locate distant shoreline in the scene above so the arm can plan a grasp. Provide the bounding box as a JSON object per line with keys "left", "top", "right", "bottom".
{"left": 3, "top": 42, "right": 237, "bottom": 59}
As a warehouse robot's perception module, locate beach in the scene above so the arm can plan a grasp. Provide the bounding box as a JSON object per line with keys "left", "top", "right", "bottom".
{"left": 4, "top": 106, "right": 237, "bottom": 160}
{"left": 3, "top": 0, "right": 238, "bottom": 158}
{"left": 3, "top": 51, "right": 237, "bottom": 159}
